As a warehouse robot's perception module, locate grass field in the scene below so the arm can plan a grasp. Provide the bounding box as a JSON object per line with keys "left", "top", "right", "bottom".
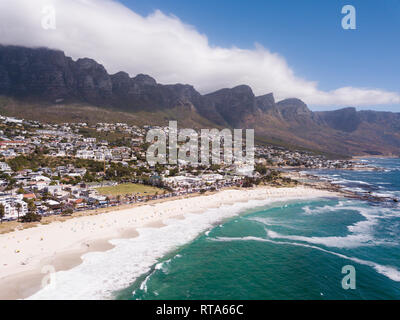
{"left": 96, "top": 183, "right": 165, "bottom": 197}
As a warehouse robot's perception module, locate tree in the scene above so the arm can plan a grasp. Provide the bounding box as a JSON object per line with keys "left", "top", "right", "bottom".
{"left": 83, "top": 171, "right": 95, "bottom": 183}
{"left": 61, "top": 208, "right": 73, "bottom": 216}
{"left": 27, "top": 200, "right": 37, "bottom": 214}
{"left": 21, "top": 206, "right": 42, "bottom": 222}
{"left": 5, "top": 177, "right": 16, "bottom": 190}
{"left": 21, "top": 211, "right": 42, "bottom": 223}
{"left": 16, "top": 202, "right": 22, "bottom": 222}
{"left": 169, "top": 167, "right": 179, "bottom": 177}
{"left": 255, "top": 164, "right": 267, "bottom": 175}
{"left": 0, "top": 203, "right": 5, "bottom": 224}
{"left": 242, "top": 177, "right": 257, "bottom": 188}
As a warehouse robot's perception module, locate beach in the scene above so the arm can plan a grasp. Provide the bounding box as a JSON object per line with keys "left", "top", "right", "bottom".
{"left": 0, "top": 186, "right": 337, "bottom": 300}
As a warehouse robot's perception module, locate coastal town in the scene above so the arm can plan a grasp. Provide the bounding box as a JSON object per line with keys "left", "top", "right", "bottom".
{"left": 0, "top": 114, "right": 362, "bottom": 223}
{"left": 2, "top": 0, "right": 400, "bottom": 303}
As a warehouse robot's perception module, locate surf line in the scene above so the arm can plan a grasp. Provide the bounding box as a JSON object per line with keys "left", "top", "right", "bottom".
{"left": 212, "top": 236, "right": 400, "bottom": 282}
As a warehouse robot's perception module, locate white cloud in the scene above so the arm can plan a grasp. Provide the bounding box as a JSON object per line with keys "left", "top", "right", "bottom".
{"left": 0, "top": 0, "right": 399, "bottom": 107}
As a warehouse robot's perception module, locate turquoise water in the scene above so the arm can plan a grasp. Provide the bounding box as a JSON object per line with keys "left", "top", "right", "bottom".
{"left": 116, "top": 158, "right": 400, "bottom": 300}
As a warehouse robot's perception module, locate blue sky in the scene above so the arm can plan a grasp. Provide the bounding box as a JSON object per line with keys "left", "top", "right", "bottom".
{"left": 3, "top": 0, "right": 399, "bottom": 111}
{"left": 118, "top": 0, "right": 400, "bottom": 111}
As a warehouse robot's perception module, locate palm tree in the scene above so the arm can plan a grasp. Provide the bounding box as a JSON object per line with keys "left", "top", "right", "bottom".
{"left": 0, "top": 203, "right": 5, "bottom": 224}
{"left": 16, "top": 202, "right": 22, "bottom": 222}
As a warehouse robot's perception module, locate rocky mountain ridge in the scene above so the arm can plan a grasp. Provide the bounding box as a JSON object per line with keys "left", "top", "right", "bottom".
{"left": 1, "top": 45, "right": 399, "bottom": 157}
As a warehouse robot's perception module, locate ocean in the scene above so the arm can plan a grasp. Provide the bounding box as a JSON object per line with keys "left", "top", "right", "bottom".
{"left": 29, "top": 158, "right": 400, "bottom": 300}
{"left": 116, "top": 158, "right": 400, "bottom": 300}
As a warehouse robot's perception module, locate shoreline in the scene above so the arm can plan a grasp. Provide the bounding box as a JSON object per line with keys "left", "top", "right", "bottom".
{"left": 286, "top": 169, "right": 399, "bottom": 203}
{"left": 0, "top": 190, "right": 223, "bottom": 236}
{"left": 351, "top": 155, "right": 399, "bottom": 161}
{"left": 0, "top": 186, "right": 338, "bottom": 300}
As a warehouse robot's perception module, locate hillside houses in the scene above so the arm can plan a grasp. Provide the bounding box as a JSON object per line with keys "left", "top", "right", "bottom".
{"left": 0, "top": 113, "right": 364, "bottom": 222}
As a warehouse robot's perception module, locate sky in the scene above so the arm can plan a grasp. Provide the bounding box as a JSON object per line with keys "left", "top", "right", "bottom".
{"left": 0, "top": 0, "right": 399, "bottom": 111}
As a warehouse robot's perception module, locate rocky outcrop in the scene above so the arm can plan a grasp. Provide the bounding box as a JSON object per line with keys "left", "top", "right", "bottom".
{"left": 203, "top": 85, "right": 258, "bottom": 127}
{"left": 316, "top": 107, "right": 361, "bottom": 132}
{"left": 276, "top": 98, "right": 321, "bottom": 125}
{"left": 256, "top": 93, "right": 280, "bottom": 116}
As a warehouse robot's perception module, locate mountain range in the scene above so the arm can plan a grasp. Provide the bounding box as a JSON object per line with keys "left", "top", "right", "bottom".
{"left": 0, "top": 45, "right": 399, "bottom": 158}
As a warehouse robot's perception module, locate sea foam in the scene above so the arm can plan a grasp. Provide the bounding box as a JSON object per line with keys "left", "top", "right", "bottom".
{"left": 29, "top": 196, "right": 321, "bottom": 300}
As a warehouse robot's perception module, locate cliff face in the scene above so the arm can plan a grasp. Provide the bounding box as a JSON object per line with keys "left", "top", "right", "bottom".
{"left": 256, "top": 93, "right": 281, "bottom": 117}
{"left": 316, "top": 107, "right": 361, "bottom": 132}
{"left": 0, "top": 45, "right": 202, "bottom": 111}
{"left": 0, "top": 46, "right": 76, "bottom": 100}
{"left": 203, "top": 85, "right": 258, "bottom": 127}
{"left": 1, "top": 45, "right": 400, "bottom": 157}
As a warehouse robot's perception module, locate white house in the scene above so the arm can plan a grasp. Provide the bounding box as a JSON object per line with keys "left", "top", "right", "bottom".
{"left": 0, "top": 162, "right": 12, "bottom": 172}
{"left": 31, "top": 175, "right": 51, "bottom": 182}
{"left": 0, "top": 197, "right": 28, "bottom": 221}
{"left": 76, "top": 150, "right": 95, "bottom": 160}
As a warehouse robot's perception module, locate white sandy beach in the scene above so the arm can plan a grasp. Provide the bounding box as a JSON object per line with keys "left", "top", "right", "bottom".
{"left": 0, "top": 186, "right": 337, "bottom": 300}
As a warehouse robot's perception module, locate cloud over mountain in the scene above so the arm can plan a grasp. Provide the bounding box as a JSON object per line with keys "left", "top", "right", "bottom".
{"left": 0, "top": 0, "right": 399, "bottom": 107}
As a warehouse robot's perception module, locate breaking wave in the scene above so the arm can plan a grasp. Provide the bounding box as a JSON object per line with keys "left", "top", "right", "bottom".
{"left": 212, "top": 236, "right": 400, "bottom": 282}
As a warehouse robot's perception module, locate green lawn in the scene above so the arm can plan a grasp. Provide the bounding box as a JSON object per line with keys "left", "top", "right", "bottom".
{"left": 96, "top": 183, "right": 164, "bottom": 197}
